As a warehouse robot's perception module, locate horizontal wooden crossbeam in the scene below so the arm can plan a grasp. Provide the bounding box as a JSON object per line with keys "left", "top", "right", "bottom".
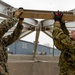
{"left": 14, "top": 8, "right": 75, "bottom": 21}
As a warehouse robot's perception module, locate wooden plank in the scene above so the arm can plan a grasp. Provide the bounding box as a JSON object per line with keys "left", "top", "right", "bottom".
{"left": 14, "top": 9, "right": 75, "bottom": 21}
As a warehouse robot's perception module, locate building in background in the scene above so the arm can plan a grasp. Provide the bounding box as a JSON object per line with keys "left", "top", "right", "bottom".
{"left": 7, "top": 40, "right": 61, "bottom": 56}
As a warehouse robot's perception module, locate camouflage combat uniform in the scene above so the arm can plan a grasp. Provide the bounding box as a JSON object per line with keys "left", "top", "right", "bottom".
{"left": 0, "top": 18, "right": 18, "bottom": 37}
{"left": 52, "top": 21, "right": 75, "bottom": 75}
{"left": 0, "top": 18, "right": 23, "bottom": 75}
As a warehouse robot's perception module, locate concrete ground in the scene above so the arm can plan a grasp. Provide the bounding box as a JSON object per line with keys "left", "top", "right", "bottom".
{"left": 8, "top": 55, "right": 59, "bottom": 75}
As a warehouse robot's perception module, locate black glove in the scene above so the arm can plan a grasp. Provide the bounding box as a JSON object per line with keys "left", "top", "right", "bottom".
{"left": 19, "top": 18, "right": 24, "bottom": 20}
{"left": 54, "top": 11, "right": 69, "bottom": 35}
{"left": 54, "top": 11, "right": 63, "bottom": 23}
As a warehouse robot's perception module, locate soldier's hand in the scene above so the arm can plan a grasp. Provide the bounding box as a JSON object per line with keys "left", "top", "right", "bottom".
{"left": 53, "top": 10, "right": 63, "bottom": 23}
{"left": 13, "top": 7, "right": 24, "bottom": 19}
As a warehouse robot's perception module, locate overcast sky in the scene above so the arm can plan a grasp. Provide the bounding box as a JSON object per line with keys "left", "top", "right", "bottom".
{"left": 2, "top": 0, "right": 75, "bottom": 11}
{"left": 2, "top": 0, "right": 75, "bottom": 47}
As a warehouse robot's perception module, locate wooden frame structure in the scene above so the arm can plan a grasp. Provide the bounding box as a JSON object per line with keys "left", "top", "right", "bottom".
{"left": 0, "top": 0, "right": 75, "bottom": 58}
{"left": 14, "top": 8, "right": 75, "bottom": 58}
{"left": 15, "top": 8, "right": 75, "bottom": 21}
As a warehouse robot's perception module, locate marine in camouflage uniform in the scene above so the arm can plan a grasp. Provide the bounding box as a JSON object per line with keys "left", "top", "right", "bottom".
{"left": 52, "top": 11, "right": 75, "bottom": 75}
{"left": 0, "top": 17, "right": 23, "bottom": 75}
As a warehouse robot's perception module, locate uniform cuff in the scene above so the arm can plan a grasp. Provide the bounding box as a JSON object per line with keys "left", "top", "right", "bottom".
{"left": 18, "top": 25, "right": 23, "bottom": 29}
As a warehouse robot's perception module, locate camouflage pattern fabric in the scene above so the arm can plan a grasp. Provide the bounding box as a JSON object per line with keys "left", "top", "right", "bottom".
{"left": 0, "top": 18, "right": 18, "bottom": 37}
{"left": 52, "top": 21, "right": 75, "bottom": 75}
{"left": 0, "top": 18, "right": 23, "bottom": 75}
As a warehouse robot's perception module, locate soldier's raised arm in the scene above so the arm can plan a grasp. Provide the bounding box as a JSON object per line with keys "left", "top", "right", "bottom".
{"left": 0, "top": 18, "right": 18, "bottom": 37}
{"left": 52, "top": 11, "right": 75, "bottom": 50}
{"left": 0, "top": 7, "right": 24, "bottom": 37}
{"left": 2, "top": 18, "right": 24, "bottom": 47}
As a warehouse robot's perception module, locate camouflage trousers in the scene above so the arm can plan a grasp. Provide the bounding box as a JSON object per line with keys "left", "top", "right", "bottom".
{"left": 59, "top": 71, "right": 75, "bottom": 75}
{"left": 59, "top": 66, "right": 75, "bottom": 75}
{"left": 0, "top": 62, "right": 8, "bottom": 75}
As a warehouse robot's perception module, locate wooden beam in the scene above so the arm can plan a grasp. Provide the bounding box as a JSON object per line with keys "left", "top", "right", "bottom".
{"left": 14, "top": 8, "right": 75, "bottom": 21}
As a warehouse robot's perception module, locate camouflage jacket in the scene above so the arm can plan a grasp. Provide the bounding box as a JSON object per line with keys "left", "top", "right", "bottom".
{"left": 52, "top": 21, "right": 75, "bottom": 50}
{"left": 0, "top": 19, "right": 23, "bottom": 74}
{"left": 0, "top": 18, "right": 18, "bottom": 37}
{"left": 0, "top": 24, "right": 23, "bottom": 69}
{"left": 52, "top": 21, "right": 75, "bottom": 74}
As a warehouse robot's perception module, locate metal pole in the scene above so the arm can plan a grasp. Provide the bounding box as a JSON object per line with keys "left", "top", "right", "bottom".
{"left": 53, "top": 41, "right": 54, "bottom": 57}
{"left": 15, "top": 42, "right": 16, "bottom": 54}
